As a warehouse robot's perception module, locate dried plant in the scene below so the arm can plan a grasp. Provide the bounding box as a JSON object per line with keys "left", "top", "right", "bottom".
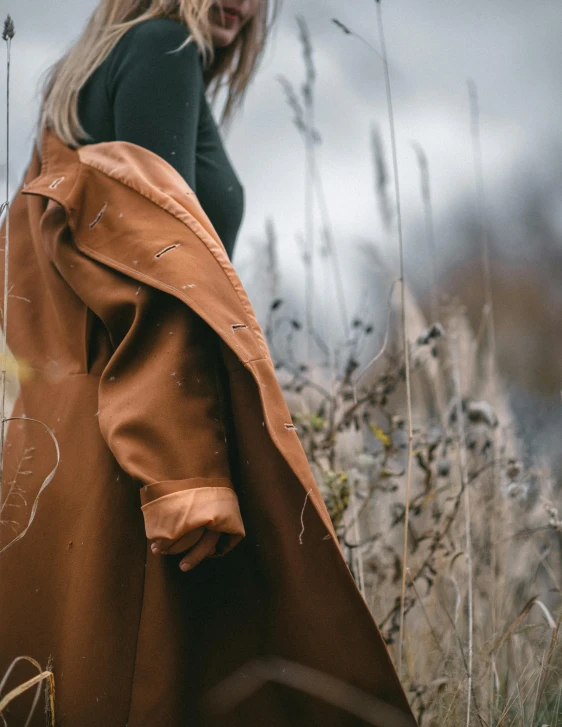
{"left": 0, "top": 16, "right": 57, "bottom": 725}
{"left": 265, "top": 265, "right": 562, "bottom": 726}
{"left": 0, "top": 14, "right": 14, "bottom": 483}
{"left": 257, "top": 6, "right": 562, "bottom": 724}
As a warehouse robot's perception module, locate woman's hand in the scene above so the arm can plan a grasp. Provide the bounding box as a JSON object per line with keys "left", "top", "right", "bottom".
{"left": 151, "top": 527, "right": 221, "bottom": 571}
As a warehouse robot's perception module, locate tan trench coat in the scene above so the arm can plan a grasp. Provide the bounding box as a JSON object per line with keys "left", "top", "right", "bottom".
{"left": 0, "top": 129, "right": 417, "bottom": 727}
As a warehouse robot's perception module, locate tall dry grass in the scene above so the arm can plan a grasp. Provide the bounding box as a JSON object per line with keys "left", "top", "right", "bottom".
{"left": 262, "top": 6, "right": 562, "bottom": 725}
{"left": 0, "top": 14, "right": 57, "bottom": 724}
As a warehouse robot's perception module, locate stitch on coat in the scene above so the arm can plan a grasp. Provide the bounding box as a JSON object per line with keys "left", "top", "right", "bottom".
{"left": 155, "top": 243, "right": 181, "bottom": 259}
{"left": 79, "top": 152, "right": 271, "bottom": 354}
{"left": 76, "top": 224, "right": 266, "bottom": 362}
{"left": 88, "top": 202, "right": 107, "bottom": 229}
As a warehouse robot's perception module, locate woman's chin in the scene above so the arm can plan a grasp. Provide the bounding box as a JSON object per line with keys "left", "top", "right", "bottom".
{"left": 210, "top": 26, "right": 238, "bottom": 48}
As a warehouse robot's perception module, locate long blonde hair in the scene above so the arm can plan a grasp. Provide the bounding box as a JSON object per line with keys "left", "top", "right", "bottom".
{"left": 39, "top": 0, "right": 279, "bottom": 148}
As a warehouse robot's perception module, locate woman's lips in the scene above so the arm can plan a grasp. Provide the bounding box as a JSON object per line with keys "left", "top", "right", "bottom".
{"left": 213, "top": 5, "right": 241, "bottom": 24}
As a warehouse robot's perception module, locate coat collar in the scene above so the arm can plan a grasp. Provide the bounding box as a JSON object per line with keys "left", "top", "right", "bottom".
{"left": 22, "top": 129, "right": 269, "bottom": 365}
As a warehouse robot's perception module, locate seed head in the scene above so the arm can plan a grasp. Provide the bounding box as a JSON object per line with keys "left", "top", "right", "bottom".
{"left": 331, "top": 19, "right": 351, "bottom": 36}
{"left": 2, "top": 15, "right": 15, "bottom": 41}
{"left": 417, "top": 322, "right": 445, "bottom": 346}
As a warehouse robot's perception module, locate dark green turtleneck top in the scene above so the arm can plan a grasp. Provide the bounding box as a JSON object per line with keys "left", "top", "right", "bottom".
{"left": 77, "top": 18, "right": 244, "bottom": 260}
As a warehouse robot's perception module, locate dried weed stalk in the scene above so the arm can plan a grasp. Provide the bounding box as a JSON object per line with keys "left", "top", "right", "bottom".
{"left": 0, "top": 16, "right": 58, "bottom": 724}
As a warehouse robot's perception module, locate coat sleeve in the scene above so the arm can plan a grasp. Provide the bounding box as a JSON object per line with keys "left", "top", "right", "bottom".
{"left": 50, "top": 203, "right": 245, "bottom": 556}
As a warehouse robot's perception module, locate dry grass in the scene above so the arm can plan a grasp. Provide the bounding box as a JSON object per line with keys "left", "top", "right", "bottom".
{"left": 262, "top": 7, "right": 562, "bottom": 725}
{"left": 0, "top": 15, "right": 56, "bottom": 726}
{"left": 266, "top": 257, "right": 562, "bottom": 725}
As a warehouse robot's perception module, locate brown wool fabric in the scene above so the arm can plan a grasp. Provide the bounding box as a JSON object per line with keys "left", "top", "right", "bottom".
{"left": 0, "top": 130, "right": 417, "bottom": 727}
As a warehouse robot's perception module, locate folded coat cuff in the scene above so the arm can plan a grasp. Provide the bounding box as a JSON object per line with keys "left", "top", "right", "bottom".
{"left": 140, "top": 480, "right": 246, "bottom": 557}
{"left": 139, "top": 476, "right": 235, "bottom": 505}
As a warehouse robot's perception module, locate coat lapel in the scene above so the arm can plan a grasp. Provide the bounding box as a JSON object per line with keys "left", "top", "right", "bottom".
{"left": 23, "top": 130, "right": 267, "bottom": 365}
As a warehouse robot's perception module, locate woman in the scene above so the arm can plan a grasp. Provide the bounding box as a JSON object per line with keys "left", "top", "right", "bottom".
{"left": 43, "top": 0, "right": 270, "bottom": 261}
{"left": 60, "top": 0, "right": 271, "bottom": 568}
{"left": 0, "top": 2, "right": 417, "bottom": 726}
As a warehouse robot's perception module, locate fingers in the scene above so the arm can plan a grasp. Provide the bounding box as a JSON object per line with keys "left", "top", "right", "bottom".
{"left": 151, "top": 526, "right": 205, "bottom": 556}
{"left": 179, "top": 529, "right": 221, "bottom": 572}
{"left": 205, "top": 532, "right": 228, "bottom": 558}
{"left": 212, "top": 533, "right": 243, "bottom": 558}
{"left": 150, "top": 528, "right": 222, "bottom": 571}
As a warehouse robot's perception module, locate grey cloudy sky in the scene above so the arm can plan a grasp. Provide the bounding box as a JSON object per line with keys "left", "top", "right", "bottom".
{"left": 0, "top": 0, "right": 561, "bottom": 326}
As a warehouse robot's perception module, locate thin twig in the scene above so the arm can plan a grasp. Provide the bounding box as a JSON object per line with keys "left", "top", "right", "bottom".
{"left": 468, "top": 80, "right": 501, "bottom": 718}
{"left": 350, "top": 479, "right": 366, "bottom": 598}
{"left": 374, "top": 0, "right": 415, "bottom": 677}
{"left": 411, "top": 141, "right": 439, "bottom": 323}
{"left": 331, "top": 18, "right": 383, "bottom": 60}
{"left": 310, "top": 152, "right": 350, "bottom": 339}
{"left": 406, "top": 568, "right": 446, "bottom": 657}
{"left": 299, "top": 488, "right": 312, "bottom": 545}
{"left": 450, "top": 326, "right": 474, "bottom": 727}
{"left": 0, "top": 417, "right": 61, "bottom": 555}
{"left": 0, "top": 654, "right": 55, "bottom": 727}
{"left": 352, "top": 278, "right": 399, "bottom": 402}
{"left": 530, "top": 603, "right": 561, "bottom": 724}
{"left": 1, "top": 16, "right": 14, "bottom": 498}
{"left": 296, "top": 15, "right": 316, "bottom": 363}
{"left": 467, "top": 80, "right": 497, "bottom": 373}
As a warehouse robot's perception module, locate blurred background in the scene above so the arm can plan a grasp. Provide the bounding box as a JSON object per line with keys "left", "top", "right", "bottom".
{"left": 1, "top": 0, "right": 561, "bottom": 475}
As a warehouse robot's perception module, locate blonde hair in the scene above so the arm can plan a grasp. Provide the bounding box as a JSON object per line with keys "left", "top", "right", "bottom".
{"left": 39, "top": 0, "right": 279, "bottom": 149}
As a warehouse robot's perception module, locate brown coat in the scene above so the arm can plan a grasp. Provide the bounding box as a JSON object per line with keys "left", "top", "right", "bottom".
{"left": 0, "top": 130, "right": 416, "bottom": 727}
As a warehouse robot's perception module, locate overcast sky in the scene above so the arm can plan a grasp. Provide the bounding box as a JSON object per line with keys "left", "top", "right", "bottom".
{"left": 0, "top": 0, "right": 561, "bottom": 328}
